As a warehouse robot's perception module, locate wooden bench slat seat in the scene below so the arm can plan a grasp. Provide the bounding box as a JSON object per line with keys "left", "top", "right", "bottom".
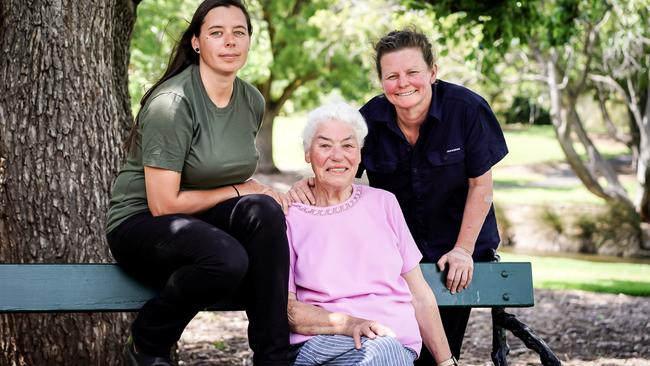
{"left": 0, "top": 262, "right": 533, "bottom": 312}
{"left": 0, "top": 261, "right": 559, "bottom": 365}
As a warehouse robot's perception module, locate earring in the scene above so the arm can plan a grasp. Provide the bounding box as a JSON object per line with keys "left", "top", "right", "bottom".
{"left": 194, "top": 47, "right": 200, "bottom": 53}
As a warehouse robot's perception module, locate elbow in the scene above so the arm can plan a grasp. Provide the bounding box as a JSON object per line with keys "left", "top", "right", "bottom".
{"left": 287, "top": 299, "right": 300, "bottom": 332}
{"left": 148, "top": 202, "right": 176, "bottom": 217}
{"left": 412, "top": 290, "right": 437, "bottom": 310}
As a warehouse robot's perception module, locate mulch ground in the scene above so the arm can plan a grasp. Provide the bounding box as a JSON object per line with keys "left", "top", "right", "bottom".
{"left": 177, "top": 289, "right": 650, "bottom": 366}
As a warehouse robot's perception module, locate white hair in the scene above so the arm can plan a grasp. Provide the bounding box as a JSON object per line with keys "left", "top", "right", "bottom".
{"left": 302, "top": 102, "right": 369, "bottom": 152}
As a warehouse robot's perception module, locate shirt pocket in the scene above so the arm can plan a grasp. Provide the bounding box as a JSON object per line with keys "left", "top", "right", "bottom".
{"left": 362, "top": 155, "right": 411, "bottom": 193}
{"left": 363, "top": 155, "right": 398, "bottom": 173}
{"left": 427, "top": 150, "right": 465, "bottom": 166}
{"left": 426, "top": 150, "right": 467, "bottom": 185}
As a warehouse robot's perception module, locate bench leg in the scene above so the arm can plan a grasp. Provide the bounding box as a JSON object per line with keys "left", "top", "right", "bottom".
{"left": 491, "top": 307, "right": 510, "bottom": 366}
{"left": 491, "top": 307, "right": 562, "bottom": 366}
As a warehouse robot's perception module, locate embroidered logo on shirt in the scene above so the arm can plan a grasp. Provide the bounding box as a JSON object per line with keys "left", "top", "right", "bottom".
{"left": 446, "top": 147, "right": 461, "bottom": 153}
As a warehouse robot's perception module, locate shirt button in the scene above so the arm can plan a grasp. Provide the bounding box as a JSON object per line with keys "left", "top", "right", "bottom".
{"left": 443, "top": 155, "right": 448, "bottom": 161}
{"left": 412, "top": 168, "right": 418, "bottom": 173}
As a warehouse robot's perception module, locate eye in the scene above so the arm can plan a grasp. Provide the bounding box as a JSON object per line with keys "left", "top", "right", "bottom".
{"left": 385, "top": 74, "right": 397, "bottom": 80}
{"left": 343, "top": 144, "right": 355, "bottom": 149}
{"left": 234, "top": 30, "right": 247, "bottom": 37}
{"left": 319, "top": 143, "right": 331, "bottom": 149}
{"left": 210, "top": 31, "right": 223, "bottom": 37}
{"left": 408, "top": 70, "right": 419, "bottom": 75}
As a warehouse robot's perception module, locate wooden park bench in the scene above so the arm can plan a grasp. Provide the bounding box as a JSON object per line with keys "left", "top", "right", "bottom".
{"left": 0, "top": 262, "right": 560, "bottom": 365}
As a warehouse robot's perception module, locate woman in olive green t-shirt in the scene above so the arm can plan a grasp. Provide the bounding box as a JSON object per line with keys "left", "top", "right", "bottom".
{"left": 106, "top": 1, "right": 290, "bottom": 365}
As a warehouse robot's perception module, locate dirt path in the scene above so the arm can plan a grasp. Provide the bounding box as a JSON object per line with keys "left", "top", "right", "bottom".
{"left": 177, "top": 289, "right": 650, "bottom": 366}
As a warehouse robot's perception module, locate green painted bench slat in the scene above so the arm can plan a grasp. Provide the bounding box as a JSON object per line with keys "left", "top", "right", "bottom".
{"left": 422, "top": 262, "right": 534, "bottom": 307}
{"left": 0, "top": 262, "right": 533, "bottom": 313}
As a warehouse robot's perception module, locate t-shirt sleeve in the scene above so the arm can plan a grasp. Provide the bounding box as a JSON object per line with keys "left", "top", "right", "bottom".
{"left": 386, "top": 193, "right": 422, "bottom": 273}
{"left": 139, "top": 93, "right": 193, "bottom": 172}
{"left": 286, "top": 217, "right": 297, "bottom": 294}
{"left": 464, "top": 99, "right": 508, "bottom": 178}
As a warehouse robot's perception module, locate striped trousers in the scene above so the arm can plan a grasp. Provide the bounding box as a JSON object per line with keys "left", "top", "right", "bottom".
{"left": 293, "top": 335, "right": 417, "bottom": 366}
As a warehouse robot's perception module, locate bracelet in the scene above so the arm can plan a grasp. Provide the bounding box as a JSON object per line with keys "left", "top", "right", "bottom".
{"left": 232, "top": 184, "right": 240, "bottom": 197}
{"left": 438, "top": 356, "right": 459, "bottom": 366}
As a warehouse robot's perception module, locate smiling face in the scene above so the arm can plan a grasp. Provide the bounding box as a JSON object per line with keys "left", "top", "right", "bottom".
{"left": 379, "top": 47, "right": 437, "bottom": 114}
{"left": 192, "top": 6, "right": 250, "bottom": 77}
{"left": 306, "top": 119, "right": 361, "bottom": 192}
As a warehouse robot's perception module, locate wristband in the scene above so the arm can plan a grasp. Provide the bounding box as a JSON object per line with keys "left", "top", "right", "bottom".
{"left": 232, "top": 184, "right": 240, "bottom": 197}
{"left": 438, "top": 356, "right": 459, "bottom": 366}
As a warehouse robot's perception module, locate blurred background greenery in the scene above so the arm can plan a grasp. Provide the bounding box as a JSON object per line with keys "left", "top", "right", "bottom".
{"left": 128, "top": 0, "right": 650, "bottom": 296}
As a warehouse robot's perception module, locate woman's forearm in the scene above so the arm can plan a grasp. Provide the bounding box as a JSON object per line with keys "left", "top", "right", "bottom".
{"left": 455, "top": 170, "right": 493, "bottom": 253}
{"left": 154, "top": 186, "right": 239, "bottom": 216}
{"left": 403, "top": 267, "right": 453, "bottom": 362}
{"left": 412, "top": 296, "right": 453, "bottom": 363}
{"left": 288, "top": 298, "right": 352, "bottom": 336}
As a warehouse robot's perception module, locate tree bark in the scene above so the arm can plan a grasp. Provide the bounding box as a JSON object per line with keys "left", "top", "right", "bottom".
{"left": 256, "top": 105, "right": 281, "bottom": 174}
{"left": 0, "top": 0, "right": 137, "bottom": 364}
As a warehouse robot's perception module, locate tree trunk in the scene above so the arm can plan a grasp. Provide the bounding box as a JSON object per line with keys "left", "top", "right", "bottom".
{"left": 256, "top": 108, "right": 281, "bottom": 174}
{"left": 634, "top": 78, "right": 650, "bottom": 222}
{"left": 0, "top": 0, "right": 137, "bottom": 364}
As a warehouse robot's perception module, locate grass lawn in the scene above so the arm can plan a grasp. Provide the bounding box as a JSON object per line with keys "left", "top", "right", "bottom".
{"left": 500, "top": 252, "right": 650, "bottom": 296}
{"left": 499, "top": 124, "right": 629, "bottom": 167}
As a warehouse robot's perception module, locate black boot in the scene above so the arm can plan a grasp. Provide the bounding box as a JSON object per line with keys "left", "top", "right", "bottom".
{"left": 124, "top": 336, "right": 173, "bottom": 366}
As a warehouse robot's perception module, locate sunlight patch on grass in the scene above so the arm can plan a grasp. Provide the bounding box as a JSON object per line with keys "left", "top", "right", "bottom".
{"left": 500, "top": 252, "right": 650, "bottom": 296}
{"left": 500, "top": 125, "right": 630, "bottom": 167}
{"left": 273, "top": 115, "right": 310, "bottom": 172}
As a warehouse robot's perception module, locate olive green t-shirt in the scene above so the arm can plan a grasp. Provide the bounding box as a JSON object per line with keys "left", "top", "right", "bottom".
{"left": 106, "top": 64, "right": 264, "bottom": 233}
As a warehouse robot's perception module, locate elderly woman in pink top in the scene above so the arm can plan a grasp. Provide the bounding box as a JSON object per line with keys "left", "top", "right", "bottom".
{"left": 286, "top": 102, "right": 458, "bottom": 366}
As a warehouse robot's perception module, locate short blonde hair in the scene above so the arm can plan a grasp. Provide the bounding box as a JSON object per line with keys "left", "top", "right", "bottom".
{"left": 302, "top": 102, "right": 368, "bottom": 152}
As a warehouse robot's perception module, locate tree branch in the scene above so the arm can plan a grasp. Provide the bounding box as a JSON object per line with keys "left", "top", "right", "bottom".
{"left": 274, "top": 71, "right": 318, "bottom": 110}
{"left": 575, "top": 9, "right": 611, "bottom": 93}
{"left": 596, "top": 86, "right": 632, "bottom": 145}
{"left": 290, "top": 0, "right": 307, "bottom": 17}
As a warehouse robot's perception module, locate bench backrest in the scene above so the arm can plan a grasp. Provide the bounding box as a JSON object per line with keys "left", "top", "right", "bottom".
{"left": 0, "top": 262, "right": 533, "bottom": 312}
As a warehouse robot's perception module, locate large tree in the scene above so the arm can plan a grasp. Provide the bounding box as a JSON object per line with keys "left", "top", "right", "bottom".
{"left": 0, "top": 0, "right": 138, "bottom": 364}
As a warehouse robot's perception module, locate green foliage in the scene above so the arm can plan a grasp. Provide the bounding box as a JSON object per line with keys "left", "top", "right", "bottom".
{"left": 503, "top": 96, "right": 551, "bottom": 125}
{"left": 212, "top": 340, "right": 227, "bottom": 350}
{"left": 572, "top": 201, "right": 641, "bottom": 254}
{"left": 129, "top": 0, "right": 198, "bottom": 114}
{"left": 574, "top": 213, "right": 599, "bottom": 253}
{"left": 539, "top": 205, "right": 564, "bottom": 235}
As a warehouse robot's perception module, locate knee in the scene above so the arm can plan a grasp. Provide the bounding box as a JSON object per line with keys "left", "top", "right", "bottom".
{"left": 362, "top": 336, "right": 408, "bottom": 363}
{"left": 214, "top": 247, "right": 249, "bottom": 283}
{"left": 235, "top": 194, "right": 285, "bottom": 227}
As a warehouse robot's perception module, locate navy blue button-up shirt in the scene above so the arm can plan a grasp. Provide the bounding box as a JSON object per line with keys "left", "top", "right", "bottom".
{"left": 358, "top": 80, "right": 508, "bottom": 262}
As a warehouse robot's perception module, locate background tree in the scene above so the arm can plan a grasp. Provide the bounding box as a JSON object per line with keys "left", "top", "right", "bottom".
{"left": 414, "top": 0, "right": 650, "bottom": 251}
{"left": 247, "top": 0, "right": 387, "bottom": 172}
{"left": 129, "top": 0, "right": 447, "bottom": 173}
{"left": 0, "top": 0, "right": 138, "bottom": 364}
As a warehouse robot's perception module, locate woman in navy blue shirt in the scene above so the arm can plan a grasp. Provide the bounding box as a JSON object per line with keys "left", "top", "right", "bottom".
{"left": 290, "top": 28, "right": 507, "bottom": 365}
{"left": 357, "top": 29, "right": 508, "bottom": 364}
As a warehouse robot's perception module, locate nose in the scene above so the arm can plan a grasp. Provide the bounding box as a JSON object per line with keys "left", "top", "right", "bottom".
{"left": 397, "top": 75, "right": 409, "bottom": 87}
{"left": 224, "top": 32, "right": 236, "bottom": 47}
{"left": 330, "top": 146, "right": 344, "bottom": 160}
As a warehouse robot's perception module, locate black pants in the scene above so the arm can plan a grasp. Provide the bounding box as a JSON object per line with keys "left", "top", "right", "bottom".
{"left": 107, "top": 195, "right": 290, "bottom": 366}
{"left": 414, "top": 307, "right": 471, "bottom": 364}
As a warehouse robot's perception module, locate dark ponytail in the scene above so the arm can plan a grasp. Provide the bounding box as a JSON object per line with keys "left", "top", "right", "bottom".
{"left": 124, "top": 0, "right": 253, "bottom": 154}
